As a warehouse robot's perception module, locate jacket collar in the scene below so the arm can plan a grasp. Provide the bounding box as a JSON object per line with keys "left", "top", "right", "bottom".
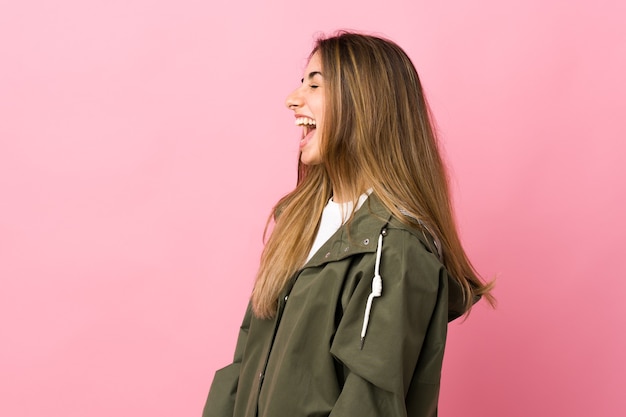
{"left": 303, "top": 194, "right": 393, "bottom": 269}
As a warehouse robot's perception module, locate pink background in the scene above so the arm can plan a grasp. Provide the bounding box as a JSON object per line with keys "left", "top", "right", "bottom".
{"left": 1, "top": 0, "right": 625, "bottom": 416}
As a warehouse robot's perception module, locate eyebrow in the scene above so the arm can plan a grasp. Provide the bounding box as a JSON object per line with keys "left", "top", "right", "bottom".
{"left": 300, "top": 71, "right": 323, "bottom": 83}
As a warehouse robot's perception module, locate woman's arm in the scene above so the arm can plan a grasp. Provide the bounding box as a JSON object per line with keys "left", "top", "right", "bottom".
{"left": 202, "top": 303, "right": 252, "bottom": 417}
{"left": 329, "top": 227, "right": 449, "bottom": 417}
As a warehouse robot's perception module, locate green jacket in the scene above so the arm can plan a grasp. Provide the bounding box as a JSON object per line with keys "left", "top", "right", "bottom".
{"left": 203, "top": 195, "right": 467, "bottom": 417}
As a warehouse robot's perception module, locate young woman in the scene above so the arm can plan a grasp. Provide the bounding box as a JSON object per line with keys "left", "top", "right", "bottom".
{"left": 203, "top": 31, "right": 494, "bottom": 417}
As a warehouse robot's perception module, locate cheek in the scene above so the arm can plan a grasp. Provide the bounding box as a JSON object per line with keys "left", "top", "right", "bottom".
{"left": 317, "top": 111, "right": 325, "bottom": 131}
{"left": 314, "top": 96, "right": 325, "bottom": 118}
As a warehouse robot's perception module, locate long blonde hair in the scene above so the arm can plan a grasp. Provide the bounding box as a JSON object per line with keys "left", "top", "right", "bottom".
{"left": 251, "top": 32, "right": 495, "bottom": 319}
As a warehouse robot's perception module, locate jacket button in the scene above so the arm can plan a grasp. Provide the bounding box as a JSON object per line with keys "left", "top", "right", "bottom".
{"left": 284, "top": 295, "right": 289, "bottom": 302}
{"left": 363, "top": 238, "right": 369, "bottom": 245}
{"left": 344, "top": 247, "right": 349, "bottom": 252}
{"left": 325, "top": 252, "right": 331, "bottom": 258}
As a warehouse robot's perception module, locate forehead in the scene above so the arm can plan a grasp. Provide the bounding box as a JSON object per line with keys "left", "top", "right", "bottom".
{"left": 304, "top": 51, "right": 322, "bottom": 73}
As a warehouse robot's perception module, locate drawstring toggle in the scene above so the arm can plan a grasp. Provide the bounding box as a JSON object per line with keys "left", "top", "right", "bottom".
{"left": 360, "top": 232, "right": 384, "bottom": 349}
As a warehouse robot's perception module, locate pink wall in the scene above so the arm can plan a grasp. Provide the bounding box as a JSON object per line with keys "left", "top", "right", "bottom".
{"left": 1, "top": 1, "right": 624, "bottom": 416}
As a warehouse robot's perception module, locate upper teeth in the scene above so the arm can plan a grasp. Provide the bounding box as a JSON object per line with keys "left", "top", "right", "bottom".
{"left": 295, "top": 117, "right": 316, "bottom": 127}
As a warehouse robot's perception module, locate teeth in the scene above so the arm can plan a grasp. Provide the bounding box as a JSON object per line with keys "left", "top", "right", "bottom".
{"left": 294, "top": 117, "right": 316, "bottom": 127}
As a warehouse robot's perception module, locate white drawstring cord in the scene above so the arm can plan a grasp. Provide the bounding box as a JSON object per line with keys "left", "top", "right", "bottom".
{"left": 360, "top": 233, "right": 384, "bottom": 349}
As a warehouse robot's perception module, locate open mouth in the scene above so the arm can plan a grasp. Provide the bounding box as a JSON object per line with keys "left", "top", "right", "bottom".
{"left": 294, "top": 116, "right": 317, "bottom": 150}
{"left": 305, "top": 124, "right": 316, "bottom": 135}
{"left": 295, "top": 116, "right": 317, "bottom": 138}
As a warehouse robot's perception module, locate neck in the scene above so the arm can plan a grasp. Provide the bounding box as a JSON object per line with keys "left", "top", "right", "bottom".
{"left": 332, "top": 184, "right": 371, "bottom": 204}
{"left": 332, "top": 190, "right": 349, "bottom": 203}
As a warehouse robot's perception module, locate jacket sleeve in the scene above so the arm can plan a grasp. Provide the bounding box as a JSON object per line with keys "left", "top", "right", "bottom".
{"left": 329, "top": 228, "right": 448, "bottom": 417}
{"left": 202, "top": 303, "right": 252, "bottom": 417}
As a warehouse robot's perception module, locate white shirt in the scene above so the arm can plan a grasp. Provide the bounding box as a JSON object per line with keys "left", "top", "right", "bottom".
{"left": 305, "top": 193, "right": 370, "bottom": 263}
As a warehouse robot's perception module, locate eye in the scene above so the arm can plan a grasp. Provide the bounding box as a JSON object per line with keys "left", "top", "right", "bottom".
{"left": 309, "top": 84, "right": 319, "bottom": 89}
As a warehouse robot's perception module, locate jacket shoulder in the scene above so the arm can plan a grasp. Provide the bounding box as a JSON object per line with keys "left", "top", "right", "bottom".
{"left": 385, "top": 215, "right": 470, "bottom": 322}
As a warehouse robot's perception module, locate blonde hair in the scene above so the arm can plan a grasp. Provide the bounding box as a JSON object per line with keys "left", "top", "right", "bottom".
{"left": 252, "top": 31, "right": 495, "bottom": 319}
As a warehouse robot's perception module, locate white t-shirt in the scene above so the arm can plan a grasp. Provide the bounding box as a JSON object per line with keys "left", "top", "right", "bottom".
{"left": 305, "top": 193, "right": 370, "bottom": 263}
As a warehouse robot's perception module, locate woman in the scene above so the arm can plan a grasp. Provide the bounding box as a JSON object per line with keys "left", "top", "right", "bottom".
{"left": 203, "top": 31, "right": 494, "bottom": 417}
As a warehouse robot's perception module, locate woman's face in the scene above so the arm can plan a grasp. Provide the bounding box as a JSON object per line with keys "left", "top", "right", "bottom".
{"left": 285, "top": 51, "right": 325, "bottom": 166}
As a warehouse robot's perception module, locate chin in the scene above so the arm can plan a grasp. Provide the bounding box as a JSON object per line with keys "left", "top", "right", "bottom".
{"left": 300, "top": 155, "right": 322, "bottom": 166}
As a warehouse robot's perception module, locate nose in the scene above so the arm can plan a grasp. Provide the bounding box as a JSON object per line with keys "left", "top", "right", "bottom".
{"left": 285, "top": 86, "right": 303, "bottom": 110}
